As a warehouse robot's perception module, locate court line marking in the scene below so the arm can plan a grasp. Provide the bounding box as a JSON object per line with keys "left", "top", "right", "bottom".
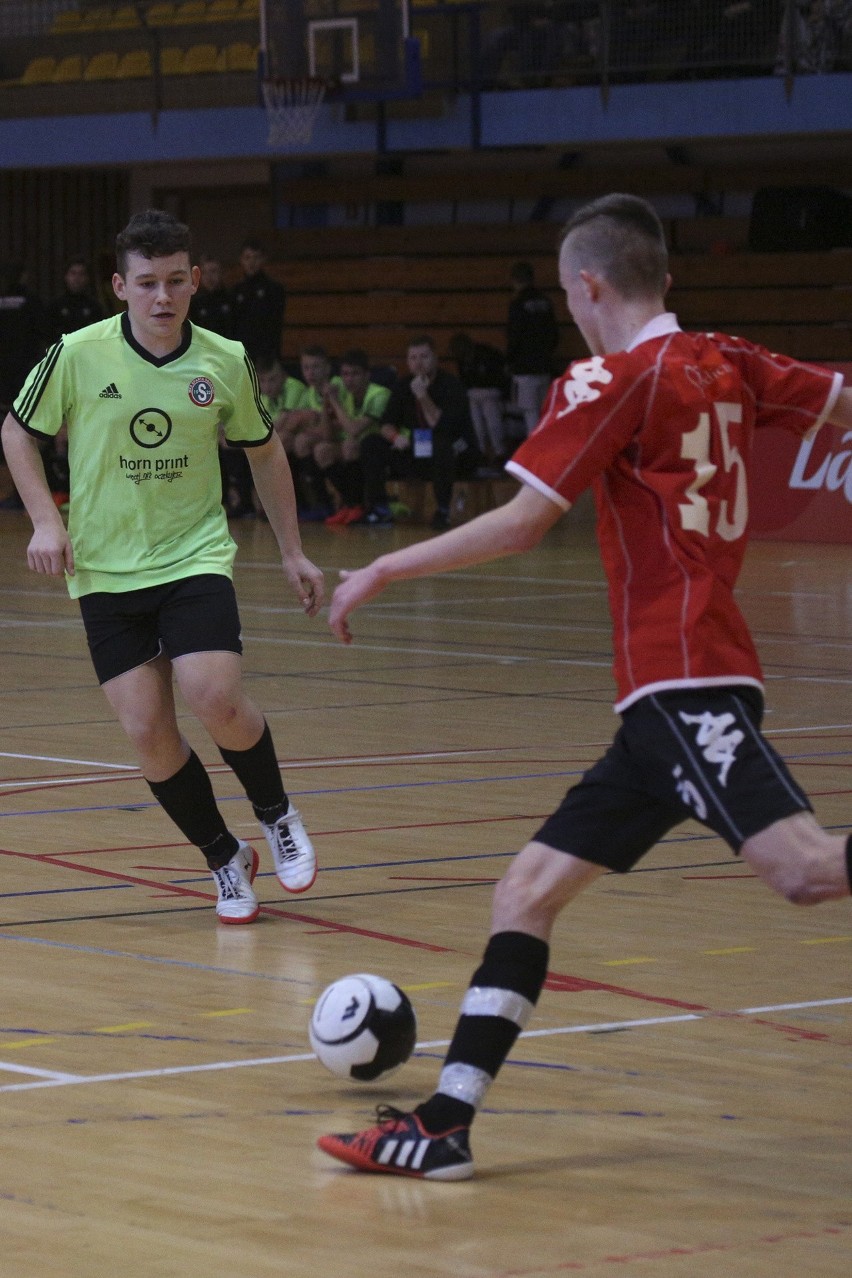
{"left": 1, "top": 994, "right": 849, "bottom": 1094}
{"left": 0, "top": 752, "right": 136, "bottom": 772}
{"left": 0, "top": 1060, "right": 81, "bottom": 1082}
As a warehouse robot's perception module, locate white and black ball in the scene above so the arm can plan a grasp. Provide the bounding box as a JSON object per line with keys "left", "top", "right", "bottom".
{"left": 309, "top": 972, "right": 417, "bottom": 1082}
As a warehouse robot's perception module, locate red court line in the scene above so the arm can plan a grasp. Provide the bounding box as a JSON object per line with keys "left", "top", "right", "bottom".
{"left": 0, "top": 850, "right": 841, "bottom": 1035}
{"left": 0, "top": 846, "right": 450, "bottom": 953}
{"left": 543, "top": 971, "right": 834, "bottom": 1042}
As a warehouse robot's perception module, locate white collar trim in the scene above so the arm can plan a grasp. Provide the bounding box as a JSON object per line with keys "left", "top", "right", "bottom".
{"left": 626, "top": 312, "right": 681, "bottom": 352}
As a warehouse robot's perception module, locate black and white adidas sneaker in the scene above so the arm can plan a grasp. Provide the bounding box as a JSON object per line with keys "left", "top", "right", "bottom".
{"left": 317, "top": 1105, "right": 474, "bottom": 1180}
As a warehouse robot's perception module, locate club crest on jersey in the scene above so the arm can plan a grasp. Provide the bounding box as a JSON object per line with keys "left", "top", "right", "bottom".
{"left": 555, "top": 357, "right": 613, "bottom": 418}
{"left": 188, "top": 376, "right": 215, "bottom": 407}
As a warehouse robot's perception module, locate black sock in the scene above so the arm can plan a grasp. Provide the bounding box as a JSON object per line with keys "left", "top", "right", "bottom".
{"left": 147, "top": 750, "right": 236, "bottom": 869}
{"left": 219, "top": 721, "right": 288, "bottom": 822}
{"left": 845, "top": 834, "right": 852, "bottom": 893}
{"left": 415, "top": 931, "right": 550, "bottom": 1134}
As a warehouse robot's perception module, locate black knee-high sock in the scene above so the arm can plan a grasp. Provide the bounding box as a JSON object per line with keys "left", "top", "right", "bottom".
{"left": 218, "top": 720, "right": 288, "bottom": 823}
{"left": 415, "top": 931, "right": 550, "bottom": 1134}
{"left": 147, "top": 750, "right": 237, "bottom": 870}
{"left": 845, "top": 834, "right": 852, "bottom": 893}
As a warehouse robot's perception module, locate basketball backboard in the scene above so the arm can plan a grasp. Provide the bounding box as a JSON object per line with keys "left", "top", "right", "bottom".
{"left": 260, "top": 0, "right": 419, "bottom": 99}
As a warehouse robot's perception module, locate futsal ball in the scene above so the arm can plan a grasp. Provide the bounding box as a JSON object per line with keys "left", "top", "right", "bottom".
{"left": 309, "top": 972, "right": 417, "bottom": 1082}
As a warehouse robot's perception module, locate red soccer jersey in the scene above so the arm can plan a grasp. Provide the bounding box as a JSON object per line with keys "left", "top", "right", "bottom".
{"left": 506, "top": 314, "right": 842, "bottom": 711}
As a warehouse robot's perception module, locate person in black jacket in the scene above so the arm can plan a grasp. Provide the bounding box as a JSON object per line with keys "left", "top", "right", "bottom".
{"left": 229, "top": 238, "right": 285, "bottom": 364}
{"left": 448, "top": 331, "right": 510, "bottom": 469}
{"left": 47, "top": 258, "right": 104, "bottom": 342}
{"left": 507, "top": 260, "right": 559, "bottom": 434}
{"left": 190, "top": 256, "right": 234, "bottom": 338}
{"left": 360, "top": 335, "right": 481, "bottom": 529}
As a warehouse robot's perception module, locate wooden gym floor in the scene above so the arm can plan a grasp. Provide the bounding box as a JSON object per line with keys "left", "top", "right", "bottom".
{"left": 0, "top": 508, "right": 850, "bottom": 1277}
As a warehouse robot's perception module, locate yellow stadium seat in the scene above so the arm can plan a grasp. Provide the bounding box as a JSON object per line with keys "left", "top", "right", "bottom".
{"left": 223, "top": 41, "right": 257, "bottom": 72}
{"left": 146, "top": 3, "right": 178, "bottom": 23}
{"left": 52, "top": 54, "right": 84, "bottom": 83}
{"left": 207, "top": 0, "right": 240, "bottom": 20}
{"left": 182, "top": 43, "right": 219, "bottom": 73}
{"left": 83, "top": 50, "right": 120, "bottom": 80}
{"left": 19, "top": 56, "right": 57, "bottom": 85}
{"left": 110, "top": 6, "right": 141, "bottom": 28}
{"left": 172, "top": 0, "right": 208, "bottom": 23}
{"left": 116, "top": 48, "right": 153, "bottom": 78}
{"left": 160, "top": 46, "right": 185, "bottom": 75}
{"left": 52, "top": 10, "right": 83, "bottom": 34}
{"left": 77, "top": 5, "right": 113, "bottom": 30}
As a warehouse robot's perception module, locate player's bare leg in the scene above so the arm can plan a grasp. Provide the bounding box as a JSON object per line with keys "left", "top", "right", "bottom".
{"left": 318, "top": 843, "right": 604, "bottom": 1178}
{"left": 741, "top": 810, "right": 851, "bottom": 905}
{"left": 101, "top": 652, "right": 259, "bottom": 921}
{"left": 174, "top": 649, "right": 317, "bottom": 893}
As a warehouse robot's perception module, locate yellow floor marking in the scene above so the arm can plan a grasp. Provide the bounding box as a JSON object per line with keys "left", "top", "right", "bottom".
{"left": 0, "top": 1038, "right": 59, "bottom": 1050}
{"left": 94, "top": 1022, "right": 153, "bottom": 1034}
{"left": 196, "top": 1009, "right": 252, "bottom": 1019}
{"left": 703, "top": 946, "right": 757, "bottom": 955}
{"left": 800, "top": 936, "right": 852, "bottom": 946}
{"left": 402, "top": 982, "right": 456, "bottom": 992}
{"left": 602, "top": 957, "right": 656, "bottom": 966}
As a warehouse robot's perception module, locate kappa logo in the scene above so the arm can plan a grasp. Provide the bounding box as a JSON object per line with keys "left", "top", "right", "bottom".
{"left": 679, "top": 710, "right": 745, "bottom": 786}
{"left": 554, "top": 356, "right": 613, "bottom": 418}
{"left": 99, "top": 383, "right": 122, "bottom": 399}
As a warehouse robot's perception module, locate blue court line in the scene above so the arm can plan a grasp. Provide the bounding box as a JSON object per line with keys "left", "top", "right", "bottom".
{"left": 0, "top": 768, "right": 583, "bottom": 820}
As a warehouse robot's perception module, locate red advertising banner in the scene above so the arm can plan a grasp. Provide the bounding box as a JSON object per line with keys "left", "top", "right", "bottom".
{"left": 749, "top": 364, "right": 852, "bottom": 543}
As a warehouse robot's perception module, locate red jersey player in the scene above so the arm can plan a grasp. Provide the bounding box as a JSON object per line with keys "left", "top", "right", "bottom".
{"left": 319, "top": 193, "right": 852, "bottom": 1181}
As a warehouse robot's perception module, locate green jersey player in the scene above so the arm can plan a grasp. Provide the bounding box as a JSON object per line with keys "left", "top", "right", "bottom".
{"left": 1, "top": 209, "right": 324, "bottom": 925}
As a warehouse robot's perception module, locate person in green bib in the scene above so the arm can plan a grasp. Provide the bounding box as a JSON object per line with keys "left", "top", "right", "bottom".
{"left": 1, "top": 209, "right": 325, "bottom": 926}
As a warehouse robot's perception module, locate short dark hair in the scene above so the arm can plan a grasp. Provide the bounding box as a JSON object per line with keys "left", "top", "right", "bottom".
{"left": 254, "top": 356, "right": 282, "bottom": 376}
{"left": 65, "top": 255, "right": 89, "bottom": 271}
{"left": 560, "top": 193, "right": 668, "bottom": 300}
{"left": 300, "top": 344, "right": 329, "bottom": 361}
{"left": 241, "top": 237, "right": 265, "bottom": 254}
{"left": 510, "top": 261, "right": 534, "bottom": 286}
{"left": 408, "top": 335, "right": 435, "bottom": 352}
{"left": 339, "top": 348, "right": 369, "bottom": 371}
{"left": 115, "top": 210, "right": 192, "bottom": 275}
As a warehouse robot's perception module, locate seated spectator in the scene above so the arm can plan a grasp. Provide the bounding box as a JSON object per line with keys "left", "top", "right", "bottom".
{"left": 448, "top": 332, "right": 510, "bottom": 472}
{"left": 360, "top": 335, "right": 481, "bottom": 530}
{"left": 47, "top": 257, "right": 104, "bottom": 341}
{"left": 256, "top": 357, "right": 316, "bottom": 512}
{"left": 290, "top": 346, "right": 345, "bottom": 519}
{"left": 190, "top": 255, "right": 234, "bottom": 337}
{"left": 323, "top": 348, "right": 392, "bottom": 526}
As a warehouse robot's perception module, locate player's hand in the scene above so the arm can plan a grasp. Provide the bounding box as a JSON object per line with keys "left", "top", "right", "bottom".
{"left": 328, "top": 565, "right": 385, "bottom": 644}
{"left": 27, "top": 522, "right": 74, "bottom": 577}
{"left": 282, "top": 552, "right": 325, "bottom": 617}
{"left": 410, "top": 374, "right": 429, "bottom": 399}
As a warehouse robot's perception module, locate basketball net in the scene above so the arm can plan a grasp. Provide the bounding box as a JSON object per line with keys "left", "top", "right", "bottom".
{"left": 262, "top": 75, "right": 327, "bottom": 148}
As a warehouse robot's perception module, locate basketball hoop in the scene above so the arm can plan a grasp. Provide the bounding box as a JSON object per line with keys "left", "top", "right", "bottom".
{"left": 262, "top": 75, "right": 327, "bottom": 148}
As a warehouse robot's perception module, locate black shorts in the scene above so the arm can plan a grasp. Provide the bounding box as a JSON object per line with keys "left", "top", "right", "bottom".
{"left": 533, "top": 686, "right": 812, "bottom": 873}
{"left": 79, "top": 574, "right": 242, "bottom": 685}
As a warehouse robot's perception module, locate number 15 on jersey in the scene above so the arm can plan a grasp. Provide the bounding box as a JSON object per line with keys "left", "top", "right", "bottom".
{"left": 679, "top": 401, "right": 748, "bottom": 542}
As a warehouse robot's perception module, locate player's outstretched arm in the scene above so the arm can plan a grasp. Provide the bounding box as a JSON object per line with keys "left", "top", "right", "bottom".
{"left": 1, "top": 413, "right": 74, "bottom": 577}
{"left": 246, "top": 433, "right": 325, "bottom": 616}
{"left": 329, "top": 484, "right": 563, "bottom": 643}
{"left": 827, "top": 385, "right": 852, "bottom": 431}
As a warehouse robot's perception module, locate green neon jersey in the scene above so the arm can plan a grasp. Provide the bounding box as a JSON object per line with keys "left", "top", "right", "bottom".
{"left": 13, "top": 314, "right": 273, "bottom": 598}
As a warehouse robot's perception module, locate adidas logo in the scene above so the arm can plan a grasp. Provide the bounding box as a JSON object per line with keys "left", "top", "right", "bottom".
{"left": 99, "top": 383, "right": 121, "bottom": 399}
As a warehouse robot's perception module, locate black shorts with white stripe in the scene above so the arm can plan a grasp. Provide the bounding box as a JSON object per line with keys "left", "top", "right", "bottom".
{"left": 533, "top": 686, "right": 812, "bottom": 872}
